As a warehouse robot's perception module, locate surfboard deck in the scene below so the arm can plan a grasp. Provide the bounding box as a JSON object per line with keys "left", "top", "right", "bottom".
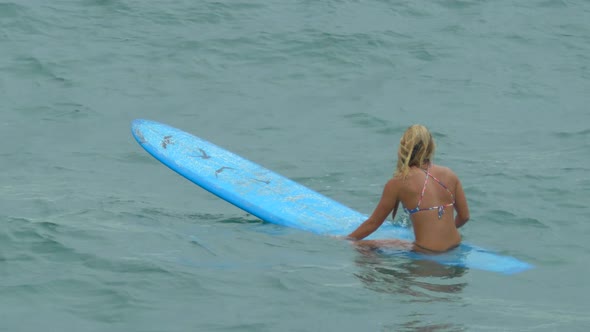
{"left": 131, "top": 119, "right": 533, "bottom": 275}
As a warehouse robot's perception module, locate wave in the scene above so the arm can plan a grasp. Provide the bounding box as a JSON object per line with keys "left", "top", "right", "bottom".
{"left": 552, "top": 128, "right": 590, "bottom": 139}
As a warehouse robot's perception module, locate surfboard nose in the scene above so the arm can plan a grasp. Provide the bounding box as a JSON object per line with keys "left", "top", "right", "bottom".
{"left": 131, "top": 118, "right": 148, "bottom": 129}
{"left": 131, "top": 119, "right": 149, "bottom": 144}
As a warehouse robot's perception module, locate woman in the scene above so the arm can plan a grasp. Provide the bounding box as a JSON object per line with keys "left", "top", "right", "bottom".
{"left": 347, "top": 125, "right": 470, "bottom": 253}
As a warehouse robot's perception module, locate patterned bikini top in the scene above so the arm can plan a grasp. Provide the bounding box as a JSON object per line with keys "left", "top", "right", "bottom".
{"left": 404, "top": 165, "right": 455, "bottom": 219}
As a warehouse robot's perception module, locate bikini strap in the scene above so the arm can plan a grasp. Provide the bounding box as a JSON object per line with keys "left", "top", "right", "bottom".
{"left": 425, "top": 169, "right": 455, "bottom": 203}
{"left": 415, "top": 165, "right": 431, "bottom": 209}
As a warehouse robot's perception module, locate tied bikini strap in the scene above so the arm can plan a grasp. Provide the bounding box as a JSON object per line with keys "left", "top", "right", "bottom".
{"left": 414, "top": 166, "right": 431, "bottom": 210}
{"left": 409, "top": 166, "right": 455, "bottom": 219}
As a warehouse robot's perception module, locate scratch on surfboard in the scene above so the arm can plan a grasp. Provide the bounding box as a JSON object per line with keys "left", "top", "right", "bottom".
{"left": 161, "top": 135, "right": 173, "bottom": 149}
{"left": 135, "top": 129, "right": 146, "bottom": 143}
{"left": 215, "top": 166, "right": 235, "bottom": 178}
{"left": 193, "top": 148, "right": 211, "bottom": 159}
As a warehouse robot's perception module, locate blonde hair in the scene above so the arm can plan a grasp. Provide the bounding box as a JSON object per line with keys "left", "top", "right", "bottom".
{"left": 395, "top": 125, "right": 435, "bottom": 178}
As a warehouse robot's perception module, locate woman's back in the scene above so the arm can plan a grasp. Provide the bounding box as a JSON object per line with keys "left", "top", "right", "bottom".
{"left": 396, "top": 164, "right": 461, "bottom": 251}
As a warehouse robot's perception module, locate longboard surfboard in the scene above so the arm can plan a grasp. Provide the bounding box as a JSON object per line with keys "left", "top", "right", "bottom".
{"left": 131, "top": 119, "right": 533, "bottom": 275}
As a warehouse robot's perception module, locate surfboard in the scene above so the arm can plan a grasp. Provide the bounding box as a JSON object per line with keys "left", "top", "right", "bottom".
{"left": 131, "top": 119, "right": 533, "bottom": 275}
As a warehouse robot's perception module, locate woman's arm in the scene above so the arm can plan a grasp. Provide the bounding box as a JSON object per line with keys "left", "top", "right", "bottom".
{"left": 347, "top": 179, "right": 400, "bottom": 240}
{"left": 453, "top": 178, "right": 470, "bottom": 228}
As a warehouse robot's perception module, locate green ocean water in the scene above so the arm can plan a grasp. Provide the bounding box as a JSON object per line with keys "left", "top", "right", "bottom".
{"left": 1, "top": 0, "right": 589, "bottom": 331}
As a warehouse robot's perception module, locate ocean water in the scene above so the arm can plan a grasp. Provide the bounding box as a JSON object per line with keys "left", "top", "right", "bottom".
{"left": 1, "top": 0, "right": 589, "bottom": 331}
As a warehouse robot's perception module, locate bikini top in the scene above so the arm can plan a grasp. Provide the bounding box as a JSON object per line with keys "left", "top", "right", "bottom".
{"left": 404, "top": 165, "right": 455, "bottom": 219}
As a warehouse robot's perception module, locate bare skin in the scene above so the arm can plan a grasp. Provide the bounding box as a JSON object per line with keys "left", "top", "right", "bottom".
{"left": 347, "top": 162, "right": 470, "bottom": 252}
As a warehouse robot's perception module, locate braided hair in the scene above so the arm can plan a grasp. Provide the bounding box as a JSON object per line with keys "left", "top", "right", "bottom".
{"left": 395, "top": 125, "right": 435, "bottom": 178}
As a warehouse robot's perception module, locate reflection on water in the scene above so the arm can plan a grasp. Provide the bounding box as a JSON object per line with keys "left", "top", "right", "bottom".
{"left": 353, "top": 245, "right": 468, "bottom": 299}
{"left": 353, "top": 247, "right": 468, "bottom": 331}
{"left": 395, "top": 318, "right": 464, "bottom": 332}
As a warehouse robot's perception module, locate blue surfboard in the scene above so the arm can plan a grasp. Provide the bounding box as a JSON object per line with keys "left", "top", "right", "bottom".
{"left": 131, "top": 119, "right": 533, "bottom": 275}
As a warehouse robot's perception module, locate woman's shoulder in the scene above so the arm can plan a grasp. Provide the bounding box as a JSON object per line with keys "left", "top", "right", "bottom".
{"left": 432, "top": 164, "right": 459, "bottom": 180}
{"left": 433, "top": 164, "right": 453, "bottom": 172}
